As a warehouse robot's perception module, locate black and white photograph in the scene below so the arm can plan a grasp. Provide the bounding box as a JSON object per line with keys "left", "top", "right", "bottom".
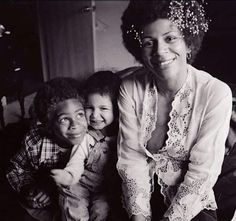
{"left": 0, "top": 1, "right": 236, "bottom": 221}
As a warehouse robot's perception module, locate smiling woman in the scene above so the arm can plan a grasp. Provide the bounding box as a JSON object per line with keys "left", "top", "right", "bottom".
{"left": 141, "top": 19, "right": 189, "bottom": 87}
{"left": 116, "top": 1, "right": 232, "bottom": 221}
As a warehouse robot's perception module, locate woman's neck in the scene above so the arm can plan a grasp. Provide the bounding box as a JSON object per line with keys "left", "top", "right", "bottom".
{"left": 156, "top": 80, "right": 181, "bottom": 98}
{"left": 154, "top": 67, "right": 188, "bottom": 98}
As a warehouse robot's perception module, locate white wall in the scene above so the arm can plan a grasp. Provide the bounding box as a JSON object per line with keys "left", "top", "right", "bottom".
{"left": 37, "top": 1, "right": 95, "bottom": 81}
{"left": 94, "top": 1, "right": 139, "bottom": 72}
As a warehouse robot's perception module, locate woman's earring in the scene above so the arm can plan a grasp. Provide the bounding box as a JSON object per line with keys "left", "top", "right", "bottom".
{"left": 187, "top": 51, "right": 192, "bottom": 61}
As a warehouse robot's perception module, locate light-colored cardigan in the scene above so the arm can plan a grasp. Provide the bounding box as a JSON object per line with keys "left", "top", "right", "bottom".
{"left": 117, "top": 65, "right": 232, "bottom": 221}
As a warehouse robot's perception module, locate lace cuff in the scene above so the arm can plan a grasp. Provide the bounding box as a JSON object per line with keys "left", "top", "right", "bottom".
{"left": 164, "top": 178, "right": 217, "bottom": 221}
{"left": 119, "top": 168, "right": 152, "bottom": 220}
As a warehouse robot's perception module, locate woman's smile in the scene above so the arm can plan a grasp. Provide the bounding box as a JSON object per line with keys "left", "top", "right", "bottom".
{"left": 154, "top": 56, "right": 177, "bottom": 69}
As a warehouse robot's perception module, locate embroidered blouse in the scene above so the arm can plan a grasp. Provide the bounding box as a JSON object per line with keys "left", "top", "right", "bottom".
{"left": 117, "top": 65, "right": 232, "bottom": 221}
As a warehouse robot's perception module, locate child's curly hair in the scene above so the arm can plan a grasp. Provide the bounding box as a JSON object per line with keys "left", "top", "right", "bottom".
{"left": 84, "top": 71, "right": 121, "bottom": 119}
{"left": 33, "top": 77, "right": 84, "bottom": 125}
{"left": 121, "top": 0, "right": 209, "bottom": 64}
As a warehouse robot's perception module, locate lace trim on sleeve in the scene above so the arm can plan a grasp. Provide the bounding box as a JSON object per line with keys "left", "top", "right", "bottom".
{"left": 119, "top": 168, "right": 152, "bottom": 220}
{"left": 164, "top": 178, "right": 217, "bottom": 220}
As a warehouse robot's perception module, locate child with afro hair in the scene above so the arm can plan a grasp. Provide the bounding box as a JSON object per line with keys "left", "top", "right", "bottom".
{"left": 6, "top": 77, "right": 88, "bottom": 221}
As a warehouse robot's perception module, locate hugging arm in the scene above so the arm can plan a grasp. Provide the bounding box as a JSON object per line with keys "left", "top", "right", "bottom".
{"left": 51, "top": 135, "right": 91, "bottom": 186}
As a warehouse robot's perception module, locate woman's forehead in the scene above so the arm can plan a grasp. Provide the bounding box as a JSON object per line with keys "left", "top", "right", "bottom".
{"left": 142, "top": 19, "right": 180, "bottom": 36}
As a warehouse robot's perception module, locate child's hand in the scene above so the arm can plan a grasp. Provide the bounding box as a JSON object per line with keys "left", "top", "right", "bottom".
{"left": 50, "top": 169, "right": 73, "bottom": 186}
{"left": 90, "top": 200, "right": 109, "bottom": 221}
{"left": 25, "top": 187, "right": 51, "bottom": 208}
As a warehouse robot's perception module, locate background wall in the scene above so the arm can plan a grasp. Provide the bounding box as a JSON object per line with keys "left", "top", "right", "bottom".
{"left": 37, "top": 1, "right": 95, "bottom": 82}
{"left": 1, "top": 1, "right": 236, "bottom": 83}
{"left": 94, "top": 1, "right": 139, "bottom": 72}
{"left": 193, "top": 1, "right": 236, "bottom": 85}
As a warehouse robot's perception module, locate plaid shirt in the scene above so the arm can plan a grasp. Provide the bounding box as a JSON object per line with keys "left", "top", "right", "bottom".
{"left": 6, "top": 125, "right": 72, "bottom": 194}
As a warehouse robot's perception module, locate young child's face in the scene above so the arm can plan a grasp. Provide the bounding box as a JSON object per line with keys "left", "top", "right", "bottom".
{"left": 50, "top": 98, "right": 87, "bottom": 146}
{"left": 85, "top": 93, "right": 114, "bottom": 131}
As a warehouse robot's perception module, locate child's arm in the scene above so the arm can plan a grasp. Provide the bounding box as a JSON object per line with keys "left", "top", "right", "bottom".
{"left": 51, "top": 134, "right": 92, "bottom": 186}
{"left": 6, "top": 128, "right": 53, "bottom": 208}
{"left": 50, "top": 169, "right": 74, "bottom": 186}
{"left": 6, "top": 147, "right": 35, "bottom": 194}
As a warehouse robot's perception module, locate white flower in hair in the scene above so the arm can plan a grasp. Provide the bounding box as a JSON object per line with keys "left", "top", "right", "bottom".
{"left": 168, "top": 0, "right": 209, "bottom": 36}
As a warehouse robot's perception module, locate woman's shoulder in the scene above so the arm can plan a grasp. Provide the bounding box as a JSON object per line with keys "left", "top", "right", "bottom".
{"left": 120, "top": 65, "right": 146, "bottom": 78}
{"left": 117, "top": 66, "right": 142, "bottom": 79}
{"left": 120, "top": 66, "right": 150, "bottom": 91}
{"left": 190, "top": 65, "right": 231, "bottom": 96}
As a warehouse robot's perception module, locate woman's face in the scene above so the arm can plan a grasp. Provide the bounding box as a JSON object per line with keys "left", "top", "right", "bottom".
{"left": 141, "top": 18, "right": 189, "bottom": 80}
